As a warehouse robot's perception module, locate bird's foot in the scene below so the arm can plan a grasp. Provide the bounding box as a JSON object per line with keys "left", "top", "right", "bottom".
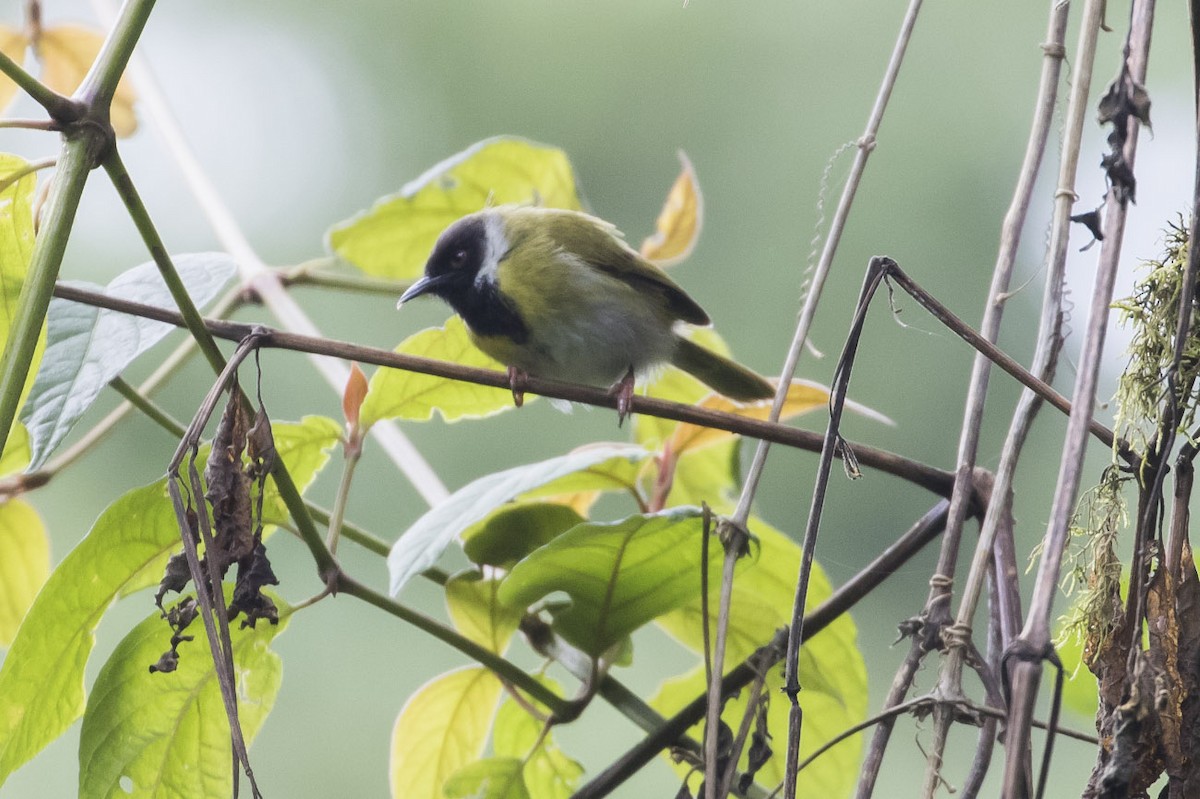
{"left": 507, "top": 366, "right": 528, "bottom": 408}
{"left": 610, "top": 368, "right": 636, "bottom": 427}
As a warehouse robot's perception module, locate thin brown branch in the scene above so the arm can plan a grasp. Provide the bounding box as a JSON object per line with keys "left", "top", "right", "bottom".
{"left": 50, "top": 281, "right": 960, "bottom": 498}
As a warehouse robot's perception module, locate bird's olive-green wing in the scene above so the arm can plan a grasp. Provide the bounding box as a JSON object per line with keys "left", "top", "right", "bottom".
{"left": 542, "top": 209, "right": 711, "bottom": 326}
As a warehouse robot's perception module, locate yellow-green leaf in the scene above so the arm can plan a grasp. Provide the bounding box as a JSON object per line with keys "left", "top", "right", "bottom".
{"left": 0, "top": 153, "right": 43, "bottom": 429}
{"left": 650, "top": 517, "right": 866, "bottom": 795}
{"left": 36, "top": 25, "right": 138, "bottom": 136}
{"left": 444, "top": 758, "right": 529, "bottom": 799}
{"left": 639, "top": 150, "right": 702, "bottom": 266}
{"left": 390, "top": 666, "right": 504, "bottom": 799}
{"left": 0, "top": 417, "right": 338, "bottom": 787}
{"left": 651, "top": 663, "right": 860, "bottom": 797}
{"left": 0, "top": 499, "right": 48, "bottom": 646}
{"left": 446, "top": 570, "right": 523, "bottom": 655}
{"left": 328, "top": 137, "right": 582, "bottom": 279}
{"left": 78, "top": 593, "right": 288, "bottom": 799}
{"left": 493, "top": 685, "right": 582, "bottom": 799}
{"left": 0, "top": 28, "right": 29, "bottom": 113}
{"left": 360, "top": 316, "right": 513, "bottom": 428}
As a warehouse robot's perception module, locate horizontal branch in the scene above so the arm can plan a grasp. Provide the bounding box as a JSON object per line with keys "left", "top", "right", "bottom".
{"left": 52, "top": 282, "right": 963, "bottom": 499}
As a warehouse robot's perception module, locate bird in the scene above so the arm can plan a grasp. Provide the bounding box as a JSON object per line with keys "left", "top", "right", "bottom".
{"left": 397, "top": 205, "right": 774, "bottom": 422}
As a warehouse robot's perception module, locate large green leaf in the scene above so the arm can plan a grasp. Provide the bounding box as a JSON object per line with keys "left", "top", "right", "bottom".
{"left": 0, "top": 499, "right": 48, "bottom": 647}
{"left": 360, "top": 316, "right": 513, "bottom": 428}
{"left": 388, "top": 444, "right": 648, "bottom": 594}
{"left": 22, "top": 254, "right": 236, "bottom": 470}
{"left": 0, "top": 417, "right": 338, "bottom": 787}
{"left": 77, "top": 594, "right": 288, "bottom": 799}
{"left": 327, "top": 137, "right": 582, "bottom": 280}
{"left": 390, "top": 666, "right": 504, "bottom": 799}
{"left": 498, "top": 508, "right": 723, "bottom": 656}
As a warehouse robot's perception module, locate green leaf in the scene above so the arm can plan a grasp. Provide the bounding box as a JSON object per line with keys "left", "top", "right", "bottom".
{"left": 77, "top": 594, "right": 288, "bottom": 799}
{"left": 328, "top": 137, "right": 582, "bottom": 280}
{"left": 444, "top": 758, "right": 530, "bottom": 799}
{"left": 650, "top": 518, "right": 867, "bottom": 796}
{"left": 0, "top": 499, "right": 48, "bottom": 647}
{"left": 0, "top": 417, "right": 338, "bottom": 787}
{"left": 493, "top": 685, "right": 582, "bottom": 799}
{"left": 360, "top": 317, "right": 514, "bottom": 428}
{"left": 0, "top": 153, "right": 44, "bottom": 436}
{"left": 461, "top": 503, "right": 586, "bottom": 568}
{"left": 497, "top": 508, "right": 721, "bottom": 656}
{"left": 388, "top": 444, "right": 648, "bottom": 595}
{"left": 22, "top": 254, "right": 236, "bottom": 470}
{"left": 390, "top": 666, "right": 504, "bottom": 799}
{"left": 445, "top": 570, "right": 523, "bottom": 655}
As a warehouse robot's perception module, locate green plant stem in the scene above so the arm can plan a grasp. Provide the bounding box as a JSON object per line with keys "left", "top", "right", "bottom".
{"left": 76, "top": 0, "right": 156, "bottom": 108}
{"left": 102, "top": 148, "right": 227, "bottom": 373}
{"left": 325, "top": 444, "right": 360, "bottom": 554}
{"left": 0, "top": 135, "right": 96, "bottom": 460}
{"left": 0, "top": 47, "right": 74, "bottom": 118}
{"left": 282, "top": 261, "right": 411, "bottom": 296}
{"left": 108, "top": 375, "right": 185, "bottom": 435}
{"left": 335, "top": 573, "right": 572, "bottom": 718}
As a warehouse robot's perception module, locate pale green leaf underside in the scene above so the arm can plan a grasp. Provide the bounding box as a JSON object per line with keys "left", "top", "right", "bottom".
{"left": 0, "top": 417, "right": 338, "bottom": 788}
{"left": 22, "top": 253, "right": 236, "bottom": 470}
{"left": 328, "top": 136, "right": 583, "bottom": 280}
{"left": 388, "top": 444, "right": 649, "bottom": 595}
{"left": 78, "top": 595, "right": 289, "bottom": 799}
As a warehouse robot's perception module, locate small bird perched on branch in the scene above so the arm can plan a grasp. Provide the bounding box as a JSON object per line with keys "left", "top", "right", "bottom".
{"left": 399, "top": 205, "right": 774, "bottom": 421}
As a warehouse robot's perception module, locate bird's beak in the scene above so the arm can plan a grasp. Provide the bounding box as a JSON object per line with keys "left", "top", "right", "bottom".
{"left": 397, "top": 274, "right": 446, "bottom": 308}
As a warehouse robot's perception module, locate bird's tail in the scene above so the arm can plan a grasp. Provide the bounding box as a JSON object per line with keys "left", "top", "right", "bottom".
{"left": 670, "top": 336, "right": 774, "bottom": 402}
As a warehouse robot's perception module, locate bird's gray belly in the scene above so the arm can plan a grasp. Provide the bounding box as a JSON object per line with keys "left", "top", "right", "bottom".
{"left": 519, "top": 302, "right": 677, "bottom": 388}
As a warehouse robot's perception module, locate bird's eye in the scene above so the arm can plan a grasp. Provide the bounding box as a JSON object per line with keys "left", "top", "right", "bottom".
{"left": 450, "top": 249, "right": 469, "bottom": 267}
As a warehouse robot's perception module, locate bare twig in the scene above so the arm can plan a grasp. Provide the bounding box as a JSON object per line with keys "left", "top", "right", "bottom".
{"left": 1003, "top": 1, "right": 1158, "bottom": 794}
{"left": 781, "top": 257, "right": 891, "bottom": 799}
{"left": 923, "top": 0, "right": 1078, "bottom": 792}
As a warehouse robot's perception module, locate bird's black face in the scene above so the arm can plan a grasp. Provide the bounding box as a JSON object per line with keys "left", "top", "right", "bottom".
{"left": 398, "top": 216, "right": 488, "bottom": 309}
{"left": 397, "top": 213, "right": 530, "bottom": 344}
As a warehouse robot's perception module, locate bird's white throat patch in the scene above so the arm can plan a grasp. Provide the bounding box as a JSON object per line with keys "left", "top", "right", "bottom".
{"left": 474, "top": 212, "right": 509, "bottom": 288}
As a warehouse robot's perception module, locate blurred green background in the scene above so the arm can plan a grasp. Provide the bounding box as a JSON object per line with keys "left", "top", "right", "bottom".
{"left": 2, "top": 0, "right": 1196, "bottom": 796}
